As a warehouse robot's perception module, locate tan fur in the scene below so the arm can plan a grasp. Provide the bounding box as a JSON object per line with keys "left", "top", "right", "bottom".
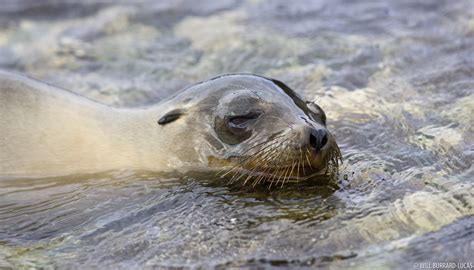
{"left": 0, "top": 71, "right": 190, "bottom": 177}
{"left": 1, "top": 72, "right": 340, "bottom": 181}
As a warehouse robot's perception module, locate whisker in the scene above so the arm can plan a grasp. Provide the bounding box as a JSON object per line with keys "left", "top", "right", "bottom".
{"left": 218, "top": 141, "right": 280, "bottom": 177}
{"left": 223, "top": 142, "right": 282, "bottom": 179}
{"left": 296, "top": 150, "right": 301, "bottom": 182}
{"left": 268, "top": 149, "right": 286, "bottom": 189}
{"left": 253, "top": 166, "right": 272, "bottom": 187}
{"left": 279, "top": 163, "right": 292, "bottom": 188}
{"left": 218, "top": 134, "right": 287, "bottom": 176}
{"left": 275, "top": 153, "right": 290, "bottom": 188}
{"left": 240, "top": 147, "right": 282, "bottom": 185}
{"left": 300, "top": 151, "right": 306, "bottom": 176}
{"left": 305, "top": 151, "right": 313, "bottom": 170}
{"left": 219, "top": 128, "right": 342, "bottom": 188}
{"left": 284, "top": 160, "right": 297, "bottom": 187}
{"left": 241, "top": 134, "right": 285, "bottom": 154}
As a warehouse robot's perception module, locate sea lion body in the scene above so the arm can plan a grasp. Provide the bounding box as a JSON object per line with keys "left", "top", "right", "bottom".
{"left": 0, "top": 71, "right": 340, "bottom": 183}
{"left": 0, "top": 72, "right": 179, "bottom": 176}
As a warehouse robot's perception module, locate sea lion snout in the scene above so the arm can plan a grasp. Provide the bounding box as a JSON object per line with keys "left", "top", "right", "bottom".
{"left": 308, "top": 128, "right": 328, "bottom": 152}
{"left": 289, "top": 125, "right": 329, "bottom": 152}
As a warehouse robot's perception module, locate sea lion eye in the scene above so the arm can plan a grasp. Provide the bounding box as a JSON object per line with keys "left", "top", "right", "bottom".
{"left": 214, "top": 111, "right": 262, "bottom": 145}
{"left": 227, "top": 111, "right": 262, "bottom": 129}
{"left": 229, "top": 116, "right": 251, "bottom": 125}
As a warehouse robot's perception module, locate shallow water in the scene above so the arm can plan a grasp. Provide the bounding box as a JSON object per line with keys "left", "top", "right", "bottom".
{"left": 0, "top": 0, "right": 473, "bottom": 268}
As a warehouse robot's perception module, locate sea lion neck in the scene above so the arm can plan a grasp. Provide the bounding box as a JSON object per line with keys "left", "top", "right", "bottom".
{"left": 91, "top": 106, "right": 170, "bottom": 172}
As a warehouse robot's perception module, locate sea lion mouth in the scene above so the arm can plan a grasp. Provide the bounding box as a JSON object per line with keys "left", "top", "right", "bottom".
{"left": 220, "top": 161, "right": 338, "bottom": 187}
{"left": 218, "top": 142, "right": 342, "bottom": 187}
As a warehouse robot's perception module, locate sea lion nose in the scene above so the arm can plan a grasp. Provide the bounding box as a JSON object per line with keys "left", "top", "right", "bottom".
{"left": 309, "top": 128, "right": 328, "bottom": 152}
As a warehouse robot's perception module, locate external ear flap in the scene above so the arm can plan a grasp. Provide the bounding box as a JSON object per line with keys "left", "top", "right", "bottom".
{"left": 158, "top": 109, "right": 185, "bottom": 125}
{"left": 306, "top": 101, "right": 327, "bottom": 125}
{"left": 271, "top": 78, "right": 308, "bottom": 111}
{"left": 271, "top": 78, "right": 327, "bottom": 124}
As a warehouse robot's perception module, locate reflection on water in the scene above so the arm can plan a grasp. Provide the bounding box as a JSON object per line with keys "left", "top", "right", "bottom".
{"left": 0, "top": 0, "right": 473, "bottom": 268}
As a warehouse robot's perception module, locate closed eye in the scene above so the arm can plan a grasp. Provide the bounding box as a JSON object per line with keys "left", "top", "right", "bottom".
{"left": 229, "top": 116, "right": 254, "bottom": 125}
{"left": 227, "top": 111, "right": 262, "bottom": 128}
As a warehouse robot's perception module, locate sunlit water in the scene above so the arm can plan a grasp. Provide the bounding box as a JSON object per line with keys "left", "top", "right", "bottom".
{"left": 0, "top": 0, "right": 473, "bottom": 268}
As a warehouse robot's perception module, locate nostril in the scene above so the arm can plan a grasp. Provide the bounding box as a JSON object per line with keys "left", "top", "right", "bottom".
{"left": 309, "top": 133, "right": 317, "bottom": 149}
{"left": 308, "top": 129, "right": 328, "bottom": 152}
{"left": 321, "top": 133, "right": 328, "bottom": 148}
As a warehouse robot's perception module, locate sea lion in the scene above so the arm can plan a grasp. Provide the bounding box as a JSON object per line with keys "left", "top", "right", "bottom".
{"left": 0, "top": 71, "right": 340, "bottom": 185}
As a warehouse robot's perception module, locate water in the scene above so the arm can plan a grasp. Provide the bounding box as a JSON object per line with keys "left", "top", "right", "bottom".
{"left": 0, "top": 0, "right": 473, "bottom": 268}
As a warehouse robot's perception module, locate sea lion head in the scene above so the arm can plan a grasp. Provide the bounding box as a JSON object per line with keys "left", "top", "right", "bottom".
{"left": 157, "top": 74, "right": 341, "bottom": 186}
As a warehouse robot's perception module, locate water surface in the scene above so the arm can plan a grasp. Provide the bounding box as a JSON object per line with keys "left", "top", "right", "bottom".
{"left": 0, "top": 0, "right": 473, "bottom": 268}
